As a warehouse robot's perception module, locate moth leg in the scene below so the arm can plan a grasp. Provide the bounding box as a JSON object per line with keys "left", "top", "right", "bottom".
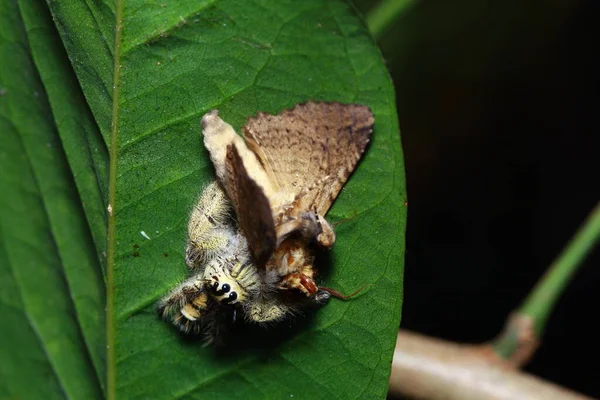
{"left": 314, "top": 213, "right": 335, "bottom": 249}
{"left": 279, "top": 265, "right": 318, "bottom": 297}
{"left": 275, "top": 216, "right": 317, "bottom": 246}
{"left": 186, "top": 181, "right": 232, "bottom": 268}
{"left": 275, "top": 212, "right": 336, "bottom": 250}
{"left": 156, "top": 274, "right": 210, "bottom": 334}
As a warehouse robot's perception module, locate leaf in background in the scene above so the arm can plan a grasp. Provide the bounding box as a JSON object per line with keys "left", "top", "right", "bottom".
{"left": 0, "top": 1, "right": 104, "bottom": 398}
{"left": 16, "top": 0, "right": 108, "bottom": 386}
{"left": 18, "top": 0, "right": 109, "bottom": 272}
{"left": 45, "top": 0, "right": 116, "bottom": 140}
{"left": 48, "top": 0, "right": 407, "bottom": 398}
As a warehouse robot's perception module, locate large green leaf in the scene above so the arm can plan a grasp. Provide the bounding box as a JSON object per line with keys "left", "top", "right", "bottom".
{"left": 18, "top": 0, "right": 110, "bottom": 270}
{"left": 0, "top": 1, "right": 104, "bottom": 398}
{"left": 5, "top": 0, "right": 406, "bottom": 398}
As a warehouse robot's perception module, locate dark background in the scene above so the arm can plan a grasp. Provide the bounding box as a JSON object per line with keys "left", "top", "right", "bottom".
{"left": 355, "top": 0, "right": 599, "bottom": 397}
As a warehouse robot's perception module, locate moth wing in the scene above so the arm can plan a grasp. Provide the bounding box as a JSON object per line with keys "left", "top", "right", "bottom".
{"left": 223, "top": 144, "right": 276, "bottom": 267}
{"left": 242, "top": 102, "right": 374, "bottom": 216}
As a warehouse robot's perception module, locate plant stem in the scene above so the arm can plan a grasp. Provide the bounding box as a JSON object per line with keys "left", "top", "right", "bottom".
{"left": 522, "top": 202, "right": 600, "bottom": 330}
{"left": 366, "top": 0, "right": 417, "bottom": 38}
{"left": 391, "top": 331, "right": 594, "bottom": 400}
{"left": 494, "top": 202, "right": 600, "bottom": 360}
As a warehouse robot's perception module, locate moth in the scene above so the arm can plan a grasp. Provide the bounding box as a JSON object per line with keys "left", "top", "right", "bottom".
{"left": 158, "top": 102, "right": 374, "bottom": 342}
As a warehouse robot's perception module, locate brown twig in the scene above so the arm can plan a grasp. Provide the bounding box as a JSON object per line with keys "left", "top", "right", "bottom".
{"left": 389, "top": 330, "right": 595, "bottom": 400}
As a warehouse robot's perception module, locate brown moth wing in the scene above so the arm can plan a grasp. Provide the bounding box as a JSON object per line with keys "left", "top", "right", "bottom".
{"left": 224, "top": 144, "right": 276, "bottom": 267}
{"left": 242, "top": 102, "right": 374, "bottom": 217}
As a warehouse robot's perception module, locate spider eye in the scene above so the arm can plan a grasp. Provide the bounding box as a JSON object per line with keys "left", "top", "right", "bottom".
{"left": 222, "top": 283, "right": 230, "bottom": 293}
{"left": 212, "top": 281, "right": 219, "bottom": 290}
{"left": 220, "top": 291, "right": 238, "bottom": 305}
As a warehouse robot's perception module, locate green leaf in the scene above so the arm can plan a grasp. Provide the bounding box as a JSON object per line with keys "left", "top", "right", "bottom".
{"left": 0, "top": 1, "right": 104, "bottom": 398}
{"left": 16, "top": 0, "right": 108, "bottom": 386}
{"left": 13, "top": 0, "right": 406, "bottom": 398}
{"left": 18, "top": 0, "right": 109, "bottom": 273}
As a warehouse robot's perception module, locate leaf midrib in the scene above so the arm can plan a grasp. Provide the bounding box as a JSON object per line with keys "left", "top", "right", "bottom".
{"left": 106, "top": 0, "right": 124, "bottom": 398}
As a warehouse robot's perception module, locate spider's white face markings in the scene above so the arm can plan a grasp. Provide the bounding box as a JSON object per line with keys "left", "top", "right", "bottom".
{"left": 205, "top": 269, "right": 244, "bottom": 305}
{"left": 203, "top": 256, "right": 262, "bottom": 305}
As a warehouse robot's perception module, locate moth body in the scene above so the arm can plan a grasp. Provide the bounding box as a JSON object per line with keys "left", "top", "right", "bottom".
{"left": 200, "top": 103, "right": 373, "bottom": 300}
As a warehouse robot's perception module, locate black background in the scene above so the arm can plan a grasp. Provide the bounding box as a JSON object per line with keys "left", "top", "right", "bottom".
{"left": 355, "top": 0, "right": 600, "bottom": 397}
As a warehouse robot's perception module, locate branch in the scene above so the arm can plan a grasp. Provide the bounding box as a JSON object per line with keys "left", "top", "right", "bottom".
{"left": 493, "top": 202, "right": 600, "bottom": 364}
{"left": 389, "top": 331, "right": 594, "bottom": 400}
{"left": 388, "top": 203, "right": 600, "bottom": 399}
{"left": 366, "top": 0, "right": 418, "bottom": 38}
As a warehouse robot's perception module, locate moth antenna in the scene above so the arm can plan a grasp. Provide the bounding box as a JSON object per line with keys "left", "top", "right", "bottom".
{"left": 332, "top": 211, "right": 358, "bottom": 228}
{"left": 319, "top": 284, "right": 372, "bottom": 300}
